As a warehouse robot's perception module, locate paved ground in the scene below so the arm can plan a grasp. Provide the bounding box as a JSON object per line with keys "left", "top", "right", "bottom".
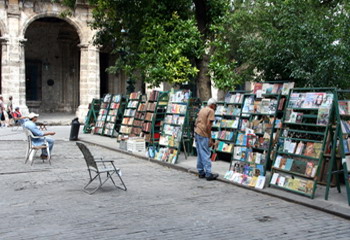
{"left": 1, "top": 134, "right": 350, "bottom": 239}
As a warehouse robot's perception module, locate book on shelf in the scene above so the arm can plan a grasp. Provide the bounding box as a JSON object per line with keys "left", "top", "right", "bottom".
{"left": 253, "top": 83, "right": 263, "bottom": 94}
{"left": 281, "top": 82, "right": 295, "bottom": 95}
{"left": 341, "top": 120, "right": 350, "bottom": 134}
{"left": 338, "top": 101, "right": 350, "bottom": 115}
{"left": 169, "top": 90, "right": 190, "bottom": 103}
{"left": 303, "top": 142, "right": 315, "bottom": 157}
{"left": 236, "top": 133, "right": 247, "bottom": 146}
{"left": 343, "top": 139, "right": 350, "bottom": 154}
{"left": 129, "top": 92, "right": 141, "bottom": 100}
{"left": 270, "top": 173, "right": 279, "bottom": 185}
{"left": 316, "top": 107, "right": 330, "bottom": 126}
{"left": 255, "top": 176, "right": 266, "bottom": 189}
{"left": 295, "top": 142, "right": 305, "bottom": 155}
{"left": 277, "top": 176, "right": 286, "bottom": 187}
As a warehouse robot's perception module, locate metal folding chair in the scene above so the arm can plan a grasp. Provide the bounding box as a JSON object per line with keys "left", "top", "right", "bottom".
{"left": 76, "top": 142, "right": 127, "bottom": 194}
{"left": 23, "top": 128, "right": 51, "bottom": 165}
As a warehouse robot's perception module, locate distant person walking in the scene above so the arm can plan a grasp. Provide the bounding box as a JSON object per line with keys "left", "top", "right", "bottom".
{"left": 0, "top": 95, "right": 6, "bottom": 127}
{"left": 7, "top": 96, "right": 13, "bottom": 126}
{"left": 24, "top": 113, "right": 56, "bottom": 159}
{"left": 194, "top": 98, "right": 219, "bottom": 181}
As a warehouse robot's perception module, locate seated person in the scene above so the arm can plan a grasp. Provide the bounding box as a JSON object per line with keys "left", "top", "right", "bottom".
{"left": 12, "top": 107, "right": 28, "bottom": 125}
{"left": 24, "top": 112, "right": 56, "bottom": 159}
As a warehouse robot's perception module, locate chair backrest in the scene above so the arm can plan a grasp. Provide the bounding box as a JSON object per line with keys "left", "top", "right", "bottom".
{"left": 23, "top": 128, "right": 32, "bottom": 142}
{"left": 76, "top": 142, "right": 98, "bottom": 170}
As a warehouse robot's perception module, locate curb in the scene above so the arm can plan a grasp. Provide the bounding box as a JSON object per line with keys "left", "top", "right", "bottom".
{"left": 80, "top": 139, "right": 350, "bottom": 220}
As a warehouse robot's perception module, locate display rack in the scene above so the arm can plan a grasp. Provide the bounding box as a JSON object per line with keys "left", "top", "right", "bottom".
{"left": 224, "top": 82, "right": 294, "bottom": 188}
{"left": 324, "top": 90, "right": 350, "bottom": 205}
{"left": 143, "top": 90, "right": 169, "bottom": 147}
{"left": 102, "top": 94, "right": 126, "bottom": 137}
{"left": 130, "top": 95, "right": 147, "bottom": 137}
{"left": 119, "top": 92, "right": 142, "bottom": 139}
{"left": 269, "top": 88, "right": 335, "bottom": 198}
{"left": 225, "top": 92, "right": 283, "bottom": 188}
{"left": 154, "top": 89, "right": 191, "bottom": 164}
{"left": 83, "top": 98, "right": 101, "bottom": 133}
{"left": 184, "top": 97, "right": 202, "bottom": 156}
{"left": 94, "top": 94, "right": 112, "bottom": 135}
{"left": 212, "top": 91, "right": 247, "bottom": 161}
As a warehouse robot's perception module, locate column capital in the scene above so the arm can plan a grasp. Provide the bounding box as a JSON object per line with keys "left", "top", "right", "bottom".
{"left": 0, "top": 36, "right": 9, "bottom": 45}
{"left": 78, "top": 43, "right": 89, "bottom": 49}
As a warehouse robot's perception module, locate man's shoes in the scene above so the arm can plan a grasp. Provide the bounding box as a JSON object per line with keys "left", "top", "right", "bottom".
{"left": 198, "top": 173, "right": 206, "bottom": 179}
{"left": 40, "top": 155, "right": 48, "bottom": 160}
{"left": 206, "top": 173, "right": 219, "bottom": 181}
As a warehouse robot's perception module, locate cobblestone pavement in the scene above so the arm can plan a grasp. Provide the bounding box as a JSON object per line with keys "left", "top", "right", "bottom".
{"left": 1, "top": 140, "right": 349, "bottom": 240}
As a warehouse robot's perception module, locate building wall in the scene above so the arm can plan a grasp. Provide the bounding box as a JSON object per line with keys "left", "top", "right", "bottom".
{"left": 0, "top": 0, "right": 100, "bottom": 119}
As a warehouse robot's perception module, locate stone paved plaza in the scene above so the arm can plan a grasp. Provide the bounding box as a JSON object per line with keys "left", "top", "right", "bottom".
{"left": 1, "top": 137, "right": 350, "bottom": 240}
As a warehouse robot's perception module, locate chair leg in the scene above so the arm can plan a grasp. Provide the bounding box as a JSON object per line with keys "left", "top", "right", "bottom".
{"left": 83, "top": 173, "right": 102, "bottom": 194}
{"left": 30, "top": 150, "right": 37, "bottom": 166}
{"left": 108, "top": 168, "right": 127, "bottom": 191}
{"left": 47, "top": 145, "right": 51, "bottom": 165}
{"left": 115, "top": 170, "right": 127, "bottom": 191}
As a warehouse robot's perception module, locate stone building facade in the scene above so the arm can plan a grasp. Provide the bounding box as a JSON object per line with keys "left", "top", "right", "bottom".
{"left": 0, "top": 0, "right": 137, "bottom": 119}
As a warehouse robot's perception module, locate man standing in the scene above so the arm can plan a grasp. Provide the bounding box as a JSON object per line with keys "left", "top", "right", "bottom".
{"left": 24, "top": 113, "right": 56, "bottom": 159}
{"left": 194, "top": 98, "right": 219, "bottom": 181}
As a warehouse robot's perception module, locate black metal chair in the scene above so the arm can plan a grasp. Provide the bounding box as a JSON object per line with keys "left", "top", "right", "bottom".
{"left": 76, "top": 142, "right": 127, "bottom": 194}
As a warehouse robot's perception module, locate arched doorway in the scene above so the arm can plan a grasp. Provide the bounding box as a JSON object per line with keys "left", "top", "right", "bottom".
{"left": 24, "top": 17, "right": 80, "bottom": 113}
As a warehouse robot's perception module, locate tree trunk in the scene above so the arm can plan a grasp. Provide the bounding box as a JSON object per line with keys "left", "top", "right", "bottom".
{"left": 196, "top": 54, "right": 212, "bottom": 100}
{"left": 194, "top": 0, "right": 212, "bottom": 100}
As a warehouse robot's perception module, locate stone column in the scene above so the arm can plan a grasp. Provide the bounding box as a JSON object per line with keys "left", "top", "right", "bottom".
{"left": 1, "top": 2, "right": 29, "bottom": 114}
{"left": 76, "top": 44, "right": 100, "bottom": 120}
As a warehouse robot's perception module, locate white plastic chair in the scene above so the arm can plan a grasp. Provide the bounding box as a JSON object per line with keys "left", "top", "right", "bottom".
{"left": 23, "top": 128, "right": 51, "bottom": 165}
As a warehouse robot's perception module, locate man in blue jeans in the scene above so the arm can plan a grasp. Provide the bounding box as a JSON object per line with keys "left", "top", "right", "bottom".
{"left": 24, "top": 112, "right": 56, "bottom": 159}
{"left": 194, "top": 98, "right": 219, "bottom": 181}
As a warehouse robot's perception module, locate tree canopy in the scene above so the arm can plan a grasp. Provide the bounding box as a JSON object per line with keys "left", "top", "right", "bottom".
{"left": 62, "top": 0, "right": 350, "bottom": 98}
{"left": 229, "top": 0, "right": 350, "bottom": 88}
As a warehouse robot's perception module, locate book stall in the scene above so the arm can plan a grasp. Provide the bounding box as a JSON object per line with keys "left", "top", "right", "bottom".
{"left": 185, "top": 97, "right": 202, "bottom": 155}
{"left": 119, "top": 92, "right": 142, "bottom": 139}
{"left": 154, "top": 89, "right": 191, "bottom": 164}
{"left": 102, "top": 94, "right": 126, "bottom": 137}
{"left": 83, "top": 98, "right": 101, "bottom": 133}
{"left": 211, "top": 91, "right": 247, "bottom": 161}
{"left": 143, "top": 90, "right": 169, "bottom": 148}
{"left": 93, "top": 94, "right": 112, "bottom": 135}
{"left": 129, "top": 95, "right": 147, "bottom": 137}
{"left": 224, "top": 82, "right": 294, "bottom": 189}
{"left": 324, "top": 90, "right": 350, "bottom": 205}
{"left": 269, "top": 88, "right": 335, "bottom": 198}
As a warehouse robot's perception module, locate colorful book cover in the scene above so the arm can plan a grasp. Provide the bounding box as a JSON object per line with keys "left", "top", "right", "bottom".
{"left": 255, "top": 176, "right": 266, "bottom": 189}
{"left": 270, "top": 173, "right": 279, "bottom": 185}
{"left": 339, "top": 101, "right": 348, "bottom": 115}
{"left": 305, "top": 162, "right": 314, "bottom": 177}
{"left": 253, "top": 83, "right": 263, "bottom": 94}
{"left": 316, "top": 107, "right": 330, "bottom": 126}
{"left": 304, "top": 142, "right": 315, "bottom": 157}
{"left": 256, "top": 164, "right": 265, "bottom": 176}
{"left": 274, "top": 156, "right": 282, "bottom": 168}
{"left": 281, "top": 82, "right": 295, "bottom": 95}
{"left": 320, "top": 93, "right": 333, "bottom": 108}
{"left": 284, "top": 158, "right": 294, "bottom": 171}
{"left": 295, "top": 142, "right": 305, "bottom": 155}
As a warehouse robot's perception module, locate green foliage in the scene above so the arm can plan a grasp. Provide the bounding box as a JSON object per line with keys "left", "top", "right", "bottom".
{"left": 138, "top": 13, "right": 202, "bottom": 87}
{"left": 230, "top": 0, "right": 350, "bottom": 88}
{"left": 61, "top": 0, "right": 244, "bottom": 94}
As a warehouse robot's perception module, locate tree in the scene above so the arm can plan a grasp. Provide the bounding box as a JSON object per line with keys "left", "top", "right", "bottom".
{"left": 229, "top": 0, "right": 350, "bottom": 88}
{"left": 62, "top": 0, "right": 242, "bottom": 100}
